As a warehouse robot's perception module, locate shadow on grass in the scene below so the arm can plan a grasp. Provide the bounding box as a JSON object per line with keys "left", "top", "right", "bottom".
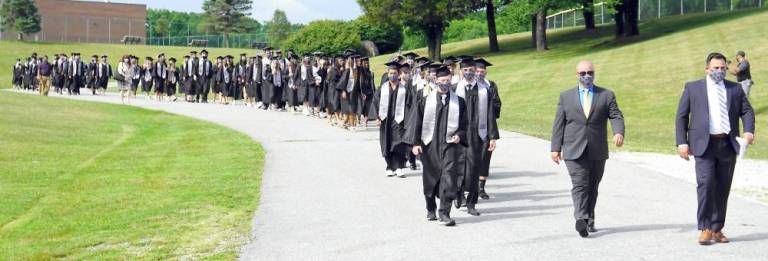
{"left": 442, "top": 8, "right": 767, "bottom": 60}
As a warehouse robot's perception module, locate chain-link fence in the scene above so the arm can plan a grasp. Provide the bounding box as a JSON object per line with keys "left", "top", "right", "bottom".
{"left": 547, "top": 0, "right": 766, "bottom": 29}
{"left": 0, "top": 14, "right": 146, "bottom": 43}
{"left": 146, "top": 33, "right": 270, "bottom": 49}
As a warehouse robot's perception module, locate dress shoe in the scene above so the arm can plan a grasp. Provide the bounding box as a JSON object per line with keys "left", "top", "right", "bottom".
{"left": 588, "top": 223, "right": 597, "bottom": 233}
{"left": 466, "top": 205, "right": 481, "bottom": 216}
{"left": 575, "top": 219, "right": 589, "bottom": 238}
{"left": 438, "top": 214, "right": 456, "bottom": 226}
{"left": 386, "top": 170, "right": 395, "bottom": 177}
{"left": 713, "top": 231, "right": 729, "bottom": 243}
{"left": 698, "top": 230, "right": 714, "bottom": 245}
{"left": 479, "top": 190, "right": 490, "bottom": 200}
{"left": 395, "top": 169, "right": 406, "bottom": 178}
{"left": 454, "top": 193, "right": 464, "bottom": 209}
{"left": 426, "top": 211, "right": 437, "bottom": 221}
{"left": 410, "top": 164, "right": 418, "bottom": 170}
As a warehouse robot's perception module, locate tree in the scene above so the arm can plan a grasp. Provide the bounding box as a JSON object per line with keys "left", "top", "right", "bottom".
{"left": 266, "top": 9, "right": 291, "bottom": 46}
{"left": 202, "top": 0, "right": 253, "bottom": 48}
{"left": 358, "top": 0, "right": 477, "bottom": 60}
{"left": 0, "top": 0, "right": 41, "bottom": 40}
{"left": 486, "top": 0, "right": 500, "bottom": 52}
{"left": 352, "top": 17, "right": 403, "bottom": 54}
{"left": 612, "top": 0, "right": 638, "bottom": 37}
{"left": 514, "top": 0, "right": 577, "bottom": 51}
{"left": 283, "top": 20, "right": 362, "bottom": 55}
{"left": 582, "top": 0, "right": 595, "bottom": 30}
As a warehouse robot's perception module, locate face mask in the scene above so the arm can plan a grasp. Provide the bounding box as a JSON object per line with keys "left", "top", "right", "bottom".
{"left": 438, "top": 83, "right": 451, "bottom": 92}
{"left": 124, "top": 59, "right": 129, "bottom": 63}
{"left": 709, "top": 69, "right": 725, "bottom": 83}
{"left": 579, "top": 74, "right": 594, "bottom": 87}
{"left": 389, "top": 74, "right": 399, "bottom": 82}
{"left": 463, "top": 71, "right": 475, "bottom": 81}
{"left": 476, "top": 73, "right": 485, "bottom": 81}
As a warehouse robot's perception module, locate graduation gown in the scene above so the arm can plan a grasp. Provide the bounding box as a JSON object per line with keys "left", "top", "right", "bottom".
{"left": 308, "top": 66, "right": 325, "bottom": 107}
{"left": 166, "top": 67, "right": 179, "bottom": 95}
{"left": 219, "top": 66, "right": 233, "bottom": 97}
{"left": 297, "top": 64, "right": 312, "bottom": 103}
{"left": 369, "top": 82, "right": 412, "bottom": 157}
{"left": 324, "top": 67, "right": 342, "bottom": 113}
{"left": 13, "top": 64, "right": 23, "bottom": 85}
{"left": 358, "top": 68, "right": 376, "bottom": 116}
{"left": 234, "top": 63, "right": 247, "bottom": 99}
{"left": 480, "top": 80, "right": 502, "bottom": 177}
{"left": 405, "top": 92, "right": 468, "bottom": 198}
{"left": 456, "top": 82, "right": 500, "bottom": 193}
{"left": 212, "top": 65, "right": 222, "bottom": 94}
{"left": 337, "top": 69, "right": 360, "bottom": 114}
{"left": 96, "top": 63, "right": 112, "bottom": 89}
{"left": 153, "top": 62, "right": 167, "bottom": 93}
{"left": 140, "top": 66, "right": 154, "bottom": 92}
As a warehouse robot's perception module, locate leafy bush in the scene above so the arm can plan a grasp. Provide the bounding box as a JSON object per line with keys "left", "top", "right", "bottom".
{"left": 282, "top": 20, "right": 362, "bottom": 55}
{"left": 352, "top": 18, "right": 403, "bottom": 54}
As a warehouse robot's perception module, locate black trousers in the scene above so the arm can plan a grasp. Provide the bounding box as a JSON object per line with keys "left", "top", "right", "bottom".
{"left": 197, "top": 78, "right": 210, "bottom": 102}
{"left": 384, "top": 147, "right": 406, "bottom": 171}
{"left": 564, "top": 151, "right": 605, "bottom": 225}
{"left": 426, "top": 184, "right": 453, "bottom": 216}
{"left": 694, "top": 137, "right": 736, "bottom": 232}
{"left": 272, "top": 86, "right": 284, "bottom": 108}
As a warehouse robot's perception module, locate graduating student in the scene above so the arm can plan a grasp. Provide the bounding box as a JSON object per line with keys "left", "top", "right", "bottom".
{"left": 60, "top": 54, "right": 70, "bottom": 94}
{"left": 452, "top": 58, "right": 500, "bottom": 216}
{"left": 213, "top": 56, "right": 224, "bottom": 103}
{"left": 358, "top": 57, "right": 376, "bottom": 127}
{"left": 13, "top": 58, "right": 23, "bottom": 89}
{"left": 24, "top": 57, "right": 35, "bottom": 91}
{"left": 220, "top": 55, "right": 234, "bottom": 104}
{"left": 165, "top": 57, "right": 179, "bottom": 101}
{"left": 140, "top": 57, "right": 155, "bottom": 98}
{"left": 337, "top": 56, "right": 361, "bottom": 130}
{"left": 250, "top": 55, "right": 264, "bottom": 108}
{"left": 181, "top": 54, "right": 193, "bottom": 101}
{"left": 260, "top": 47, "right": 274, "bottom": 108}
{"left": 324, "top": 55, "right": 344, "bottom": 125}
{"left": 244, "top": 56, "right": 258, "bottom": 107}
{"left": 234, "top": 53, "right": 248, "bottom": 105}
{"left": 282, "top": 54, "right": 298, "bottom": 111}
{"left": 406, "top": 66, "right": 468, "bottom": 226}
{"left": 96, "top": 55, "right": 113, "bottom": 95}
{"left": 187, "top": 51, "right": 200, "bottom": 102}
{"left": 86, "top": 55, "right": 98, "bottom": 94}
{"left": 154, "top": 53, "right": 168, "bottom": 100}
{"left": 474, "top": 58, "right": 502, "bottom": 199}
{"left": 54, "top": 55, "right": 67, "bottom": 94}
{"left": 130, "top": 56, "right": 140, "bottom": 97}
{"left": 267, "top": 58, "right": 285, "bottom": 110}
{"left": 399, "top": 62, "right": 419, "bottom": 170}
{"left": 369, "top": 61, "right": 412, "bottom": 178}
{"left": 67, "top": 53, "right": 85, "bottom": 95}
{"left": 297, "top": 54, "right": 312, "bottom": 115}
{"left": 197, "top": 50, "right": 213, "bottom": 103}
{"left": 309, "top": 53, "right": 326, "bottom": 117}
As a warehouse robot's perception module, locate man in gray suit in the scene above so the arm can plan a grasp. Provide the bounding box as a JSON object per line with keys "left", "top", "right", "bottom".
{"left": 676, "top": 52, "right": 755, "bottom": 245}
{"left": 551, "top": 60, "right": 625, "bottom": 238}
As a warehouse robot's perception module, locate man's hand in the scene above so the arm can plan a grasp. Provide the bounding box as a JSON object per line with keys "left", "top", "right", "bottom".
{"left": 614, "top": 134, "right": 624, "bottom": 147}
{"left": 450, "top": 135, "right": 461, "bottom": 144}
{"left": 488, "top": 139, "right": 497, "bottom": 152}
{"left": 745, "top": 132, "right": 755, "bottom": 145}
{"left": 412, "top": 146, "right": 422, "bottom": 156}
{"left": 678, "top": 145, "right": 690, "bottom": 161}
{"left": 550, "top": 151, "right": 561, "bottom": 165}
{"left": 375, "top": 119, "right": 381, "bottom": 127}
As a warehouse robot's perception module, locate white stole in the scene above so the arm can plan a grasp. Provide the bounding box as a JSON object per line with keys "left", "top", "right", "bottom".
{"left": 422, "top": 91, "right": 460, "bottom": 145}
{"left": 378, "top": 82, "right": 406, "bottom": 123}
{"left": 456, "top": 79, "right": 489, "bottom": 140}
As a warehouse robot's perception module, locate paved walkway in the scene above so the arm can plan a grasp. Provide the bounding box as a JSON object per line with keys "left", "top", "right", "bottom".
{"left": 21, "top": 91, "right": 768, "bottom": 260}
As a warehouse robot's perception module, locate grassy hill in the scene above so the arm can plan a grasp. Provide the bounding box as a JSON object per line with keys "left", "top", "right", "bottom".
{"left": 0, "top": 41, "right": 254, "bottom": 88}
{"left": 0, "top": 92, "right": 264, "bottom": 259}
{"left": 373, "top": 8, "right": 768, "bottom": 158}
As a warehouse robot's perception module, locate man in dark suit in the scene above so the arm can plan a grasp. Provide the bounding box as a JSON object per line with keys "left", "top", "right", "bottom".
{"left": 197, "top": 49, "right": 213, "bottom": 103}
{"left": 68, "top": 53, "right": 85, "bottom": 95}
{"left": 675, "top": 52, "right": 755, "bottom": 245}
{"left": 551, "top": 60, "right": 625, "bottom": 238}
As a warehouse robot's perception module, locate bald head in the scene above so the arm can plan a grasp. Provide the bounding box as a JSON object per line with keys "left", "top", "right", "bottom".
{"left": 576, "top": 60, "right": 594, "bottom": 73}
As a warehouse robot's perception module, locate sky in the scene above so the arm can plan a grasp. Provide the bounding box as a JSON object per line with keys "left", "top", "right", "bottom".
{"left": 107, "top": 0, "right": 363, "bottom": 24}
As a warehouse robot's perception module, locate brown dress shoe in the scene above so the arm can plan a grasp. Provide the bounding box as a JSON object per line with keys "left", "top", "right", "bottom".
{"left": 698, "top": 230, "right": 713, "bottom": 245}
{"left": 713, "top": 232, "right": 730, "bottom": 243}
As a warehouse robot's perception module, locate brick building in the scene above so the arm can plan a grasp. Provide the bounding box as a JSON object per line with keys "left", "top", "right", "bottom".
{"left": 0, "top": 0, "right": 146, "bottom": 44}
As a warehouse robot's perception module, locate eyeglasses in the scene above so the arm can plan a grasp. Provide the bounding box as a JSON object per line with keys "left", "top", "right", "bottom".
{"left": 577, "top": 71, "right": 594, "bottom": 76}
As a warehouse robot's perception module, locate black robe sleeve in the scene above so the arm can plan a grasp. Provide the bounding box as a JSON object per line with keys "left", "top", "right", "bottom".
{"left": 490, "top": 81, "right": 502, "bottom": 119}
{"left": 404, "top": 95, "right": 425, "bottom": 146}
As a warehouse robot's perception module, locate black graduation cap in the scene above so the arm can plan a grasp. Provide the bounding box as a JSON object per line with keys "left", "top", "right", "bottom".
{"left": 399, "top": 62, "right": 412, "bottom": 70}
{"left": 91, "top": 55, "right": 98, "bottom": 58}
{"left": 183, "top": 55, "right": 190, "bottom": 59}
{"left": 312, "top": 51, "right": 324, "bottom": 56}
{"left": 427, "top": 64, "right": 442, "bottom": 72}
{"left": 158, "top": 53, "right": 165, "bottom": 58}
{"left": 226, "top": 55, "right": 234, "bottom": 59}
{"left": 145, "top": 56, "right": 153, "bottom": 61}
{"left": 216, "top": 56, "right": 223, "bottom": 60}
{"left": 262, "top": 47, "right": 273, "bottom": 51}
{"left": 418, "top": 61, "right": 433, "bottom": 70}
{"left": 190, "top": 51, "right": 198, "bottom": 54}
{"left": 402, "top": 52, "right": 419, "bottom": 59}
{"left": 360, "top": 56, "right": 369, "bottom": 61}
{"left": 442, "top": 56, "right": 456, "bottom": 65}
{"left": 456, "top": 55, "right": 474, "bottom": 60}
{"left": 474, "top": 58, "right": 493, "bottom": 69}
{"left": 436, "top": 66, "right": 451, "bottom": 77}
{"left": 200, "top": 49, "right": 208, "bottom": 54}
{"left": 385, "top": 61, "right": 401, "bottom": 70}
{"left": 415, "top": 57, "right": 430, "bottom": 64}
{"left": 275, "top": 49, "right": 283, "bottom": 53}
{"left": 459, "top": 58, "right": 476, "bottom": 68}
{"left": 101, "top": 55, "right": 108, "bottom": 58}
{"left": 343, "top": 48, "right": 357, "bottom": 55}
{"left": 169, "top": 58, "right": 177, "bottom": 63}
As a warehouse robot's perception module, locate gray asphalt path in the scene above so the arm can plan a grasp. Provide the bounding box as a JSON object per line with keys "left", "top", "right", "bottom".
{"left": 23, "top": 91, "right": 768, "bottom": 260}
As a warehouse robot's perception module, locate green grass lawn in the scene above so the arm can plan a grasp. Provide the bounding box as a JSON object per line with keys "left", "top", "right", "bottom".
{"left": 372, "top": 8, "right": 768, "bottom": 159}
{"left": 0, "top": 41, "right": 254, "bottom": 89}
{"left": 0, "top": 92, "right": 264, "bottom": 259}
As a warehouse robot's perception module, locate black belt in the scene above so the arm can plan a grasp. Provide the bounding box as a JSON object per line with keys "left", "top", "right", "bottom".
{"left": 710, "top": 134, "right": 728, "bottom": 139}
